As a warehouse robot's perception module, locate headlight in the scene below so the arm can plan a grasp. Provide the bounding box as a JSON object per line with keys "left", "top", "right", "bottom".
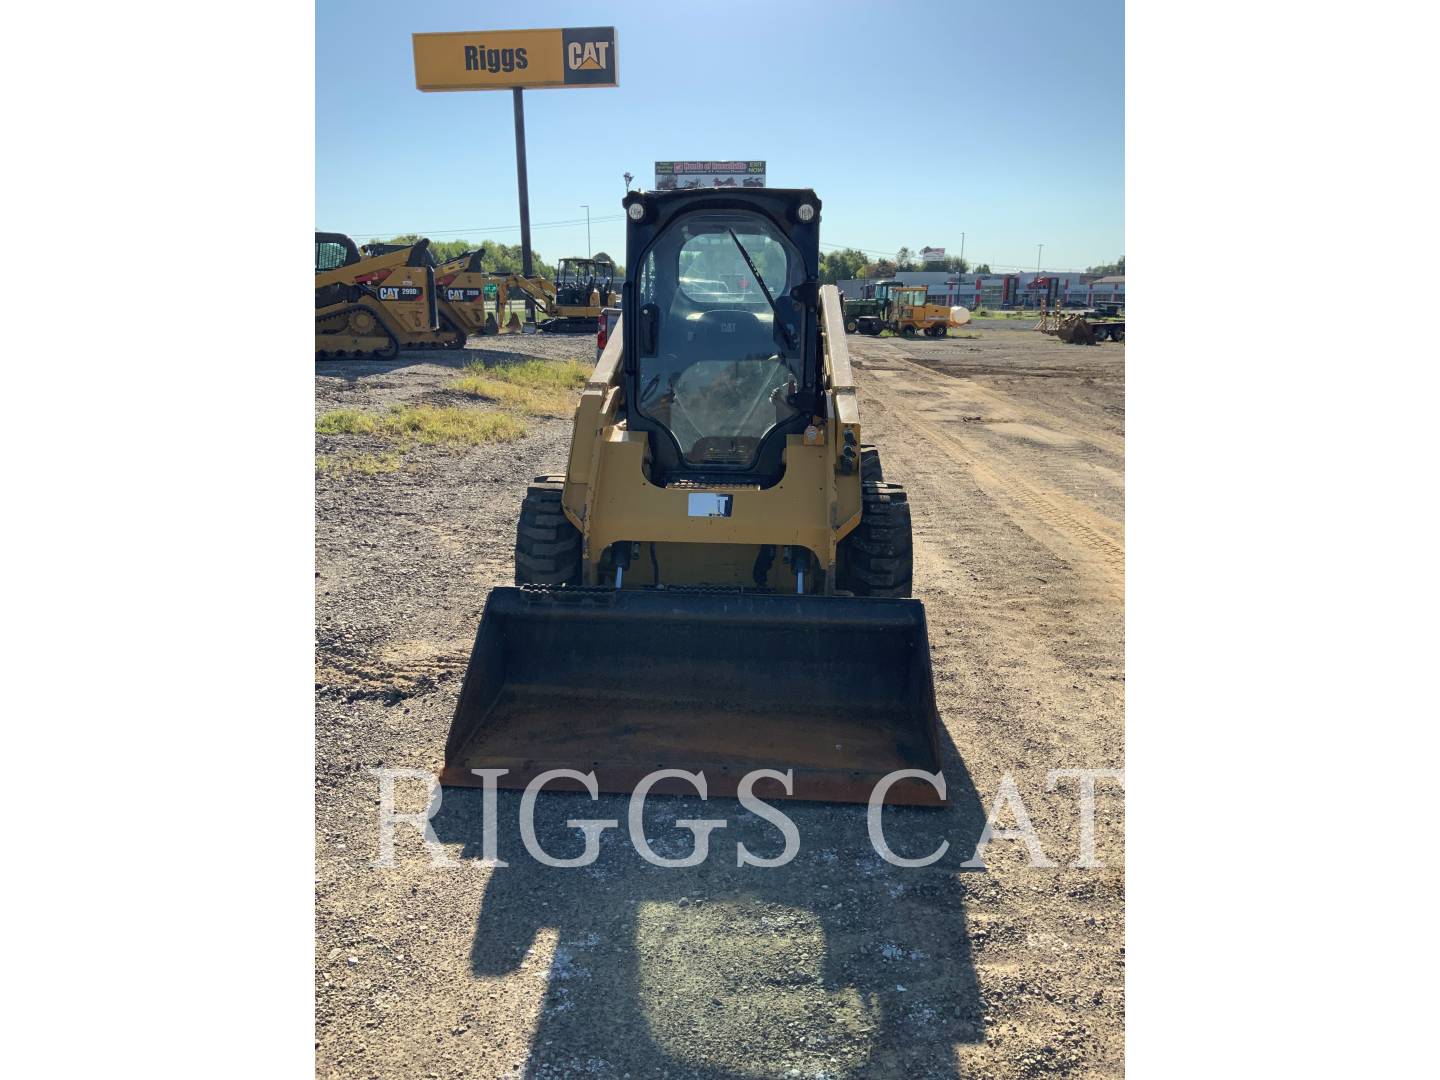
{"left": 627, "top": 202, "right": 646, "bottom": 222}
{"left": 796, "top": 203, "right": 815, "bottom": 223}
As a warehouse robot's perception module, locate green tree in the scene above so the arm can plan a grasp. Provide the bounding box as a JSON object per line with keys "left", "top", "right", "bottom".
{"left": 472, "top": 241, "right": 556, "bottom": 280}
{"left": 860, "top": 258, "right": 897, "bottom": 279}
{"left": 926, "top": 255, "right": 970, "bottom": 274}
{"left": 973, "top": 263, "right": 991, "bottom": 275}
{"left": 366, "top": 236, "right": 558, "bottom": 279}
{"left": 1085, "top": 256, "right": 1125, "bottom": 276}
{"left": 819, "top": 247, "right": 868, "bottom": 284}
{"left": 591, "top": 251, "right": 624, "bottom": 277}
{"left": 894, "top": 246, "right": 917, "bottom": 272}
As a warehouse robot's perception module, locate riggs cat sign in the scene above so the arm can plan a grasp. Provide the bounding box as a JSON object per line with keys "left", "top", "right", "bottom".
{"left": 413, "top": 27, "right": 618, "bottom": 91}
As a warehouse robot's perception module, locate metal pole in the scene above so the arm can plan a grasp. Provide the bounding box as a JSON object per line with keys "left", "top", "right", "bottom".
{"left": 1036, "top": 243, "right": 1043, "bottom": 273}
{"left": 512, "top": 88, "right": 534, "bottom": 325}
{"left": 957, "top": 233, "right": 966, "bottom": 305}
{"left": 581, "top": 204, "right": 591, "bottom": 258}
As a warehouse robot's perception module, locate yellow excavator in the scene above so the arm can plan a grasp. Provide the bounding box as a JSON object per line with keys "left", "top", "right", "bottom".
{"left": 441, "top": 189, "right": 945, "bottom": 806}
{"left": 315, "top": 233, "right": 466, "bottom": 359}
{"left": 495, "top": 255, "right": 618, "bottom": 333}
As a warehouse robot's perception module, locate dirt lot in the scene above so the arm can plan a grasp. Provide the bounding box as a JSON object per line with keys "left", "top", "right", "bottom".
{"left": 315, "top": 322, "right": 1125, "bottom": 1079}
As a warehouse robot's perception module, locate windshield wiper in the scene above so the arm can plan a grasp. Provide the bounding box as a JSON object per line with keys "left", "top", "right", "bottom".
{"left": 727, "top": 228, "right": 796, "bottom": 350}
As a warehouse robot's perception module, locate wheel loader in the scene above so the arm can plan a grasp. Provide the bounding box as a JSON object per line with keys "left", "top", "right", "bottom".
{"left": 442, "top": 188, "right": 945, "bottom": 806}
{"left": 853, "top": 281, "right": 952, "bottom": 337}
{"left": 314, "top": 233, "right": 466, "bottom": 359}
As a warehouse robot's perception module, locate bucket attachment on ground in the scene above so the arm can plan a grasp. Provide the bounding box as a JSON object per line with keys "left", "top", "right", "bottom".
{"left": 441, "top": 587, "right": 946, "bottom": 806}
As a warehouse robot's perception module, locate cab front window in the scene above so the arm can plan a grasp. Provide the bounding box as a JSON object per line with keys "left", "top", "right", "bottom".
{"left": 635, "top": 211, "right": 804, "bottom": 468}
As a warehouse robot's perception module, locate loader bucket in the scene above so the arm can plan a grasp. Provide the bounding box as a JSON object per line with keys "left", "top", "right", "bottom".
{"left": 441, "top": 587, "right": 947, "bottom": 806}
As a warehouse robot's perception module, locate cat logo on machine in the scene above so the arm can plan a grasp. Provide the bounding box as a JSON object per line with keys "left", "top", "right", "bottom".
{"left": 379, "top": 285, "right": 424, "bottom": 302}
{"left": 446, "top": 288, "right": 484, "bottom": 303}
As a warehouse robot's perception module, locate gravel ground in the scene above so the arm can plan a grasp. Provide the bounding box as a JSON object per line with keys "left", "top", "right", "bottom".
{"left": 316, "top": 325, "right": 1125, "bottom": 1079}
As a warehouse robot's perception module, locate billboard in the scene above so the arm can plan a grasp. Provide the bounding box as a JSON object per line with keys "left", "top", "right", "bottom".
{"left": 654, "top": 161, "right": 766, "bottom": 190}
{"left": 920, "top": 247, "right": 947, "bottom": 263}
{"left": 412, "top": 27, "right": 617, "bottom": 91}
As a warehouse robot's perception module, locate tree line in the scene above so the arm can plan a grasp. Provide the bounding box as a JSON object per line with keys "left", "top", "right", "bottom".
{"left": 819, "top": 246, "right": 974, "bottom": 283}
{"left": 819, "top": 246, "right": 1124, "bottom": 284}
{"left": 366, "top": 237, "right": 625, "bottom": 281}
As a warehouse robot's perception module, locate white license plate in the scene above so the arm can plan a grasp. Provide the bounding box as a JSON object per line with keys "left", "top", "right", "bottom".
{"left": 687, "top": 493, "right": 733, "bottom": 518}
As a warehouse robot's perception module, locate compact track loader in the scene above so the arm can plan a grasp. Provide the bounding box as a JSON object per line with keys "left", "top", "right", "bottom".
{"left": 442, "top": 189, "right": 944, "bottom": 806}
{"left": 434, "top": 248, "right": 500, "bottom": 338}
{"left": 315, "top": 233, "right": 465, "bottom": 359}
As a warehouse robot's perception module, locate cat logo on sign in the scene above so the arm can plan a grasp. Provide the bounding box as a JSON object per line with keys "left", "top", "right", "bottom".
{"left": 568, "top": 40, "right": 609, "bottom": 70}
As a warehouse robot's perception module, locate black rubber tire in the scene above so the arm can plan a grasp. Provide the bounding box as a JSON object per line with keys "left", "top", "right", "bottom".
{"left": 860, "top": 443, "right": 884, "bottom": 483}
{"left": 845, "top": 318, "right": 858, "bottom": 334}
{"left": 838, "top": 480, "right": 913, "bottom": 598}
{"left": 1111, "top": 328, "right": 1124, "bottom": 342}
{"left": 514, "top": 481, "right": 581, "bottom": 586}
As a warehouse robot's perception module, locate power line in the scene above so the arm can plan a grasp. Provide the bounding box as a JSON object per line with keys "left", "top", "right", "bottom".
{"left": 337, "top": 214, "right": 624, "bottom": 238}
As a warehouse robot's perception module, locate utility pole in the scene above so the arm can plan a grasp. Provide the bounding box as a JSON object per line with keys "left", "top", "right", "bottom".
{"left": 581, "top": 204, "right": 591, "bottom": 259}
{"left": 1036, "top": 243, "right": 1044, "bottom": 273}
{"left": 956, "top": 232, "right": 967, "bottom": 306}
{"left": 623, "top": 171, "right": 633, "bottom": 193}
{"left": 512, "top": 88, "right": 534, "bottom": 326}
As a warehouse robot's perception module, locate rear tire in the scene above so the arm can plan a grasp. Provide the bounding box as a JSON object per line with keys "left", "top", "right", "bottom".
{"left": 845, "top": 318, "right": 858, "bottom": 334}
{"left": 838, "top": 478, "right": 913, "bottom": 598}
{"left": 514, "top": 480, "right": 582, "bottom": 586}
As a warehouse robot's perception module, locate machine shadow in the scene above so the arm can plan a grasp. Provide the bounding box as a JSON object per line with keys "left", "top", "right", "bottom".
{"left": 430, "top": 734, "right": 988, "bottom": 1079}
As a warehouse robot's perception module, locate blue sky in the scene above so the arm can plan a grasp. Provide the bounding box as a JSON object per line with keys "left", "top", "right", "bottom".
{"left": 316, "top": 1, "right": 1123, "bottom": 272}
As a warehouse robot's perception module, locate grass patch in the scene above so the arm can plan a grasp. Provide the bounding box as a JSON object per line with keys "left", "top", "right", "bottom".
{"left": 316, "top": 451, "right": 404, "bottom": 477}
{"left": 452, "top": 357, "right": 589, "bottom": 416}
{"left": 316, "top": 409, "right": 378, "bottom": 436}
{"left": 380, "top": 404, "right": 526, "bottom": 446}
{"left": 316, "top": 403, "right": 527, "bottom": 450}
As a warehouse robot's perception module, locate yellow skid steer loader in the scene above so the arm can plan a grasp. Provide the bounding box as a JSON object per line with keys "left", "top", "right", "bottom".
{"left": 442, "top": 189, "right": 944, "bottom": 806}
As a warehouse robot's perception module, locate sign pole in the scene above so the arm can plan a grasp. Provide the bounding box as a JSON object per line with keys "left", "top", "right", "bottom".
{"left": 512, "top": 87, "right": 535, "bottom": 325}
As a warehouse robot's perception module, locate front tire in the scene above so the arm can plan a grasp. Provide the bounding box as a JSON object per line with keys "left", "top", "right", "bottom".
{"left": 838, "top": 477, "right": 913, "bottom": 598}
{"left": 514, "top": 479, "right": 581, "bottom": 586}
{"left": 845, "top": 318, "right": 858, "bottom": 334}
